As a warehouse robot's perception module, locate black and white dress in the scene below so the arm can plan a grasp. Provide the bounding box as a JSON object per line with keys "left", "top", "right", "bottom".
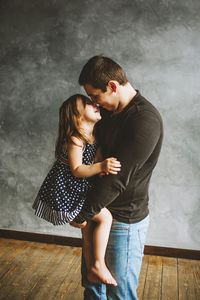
{"left": 32, "top": 143, "right": 98, "bottom": 225}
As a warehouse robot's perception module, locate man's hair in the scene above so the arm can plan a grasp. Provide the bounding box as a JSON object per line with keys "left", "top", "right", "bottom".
{"left": 78, "top": 55, "right": 128, "bottom": 92}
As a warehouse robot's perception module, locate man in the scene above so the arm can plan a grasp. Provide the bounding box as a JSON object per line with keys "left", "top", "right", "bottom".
{"left": 76, "top": 55, "right": 163, "bottom": 299}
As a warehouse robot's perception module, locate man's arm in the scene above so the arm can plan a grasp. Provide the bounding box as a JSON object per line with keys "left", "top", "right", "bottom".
{"left": 67, "top": 137, "right": 121, "bottom": 177}
{"left": 80, "top": 110, "right": 162, "bottom": 219}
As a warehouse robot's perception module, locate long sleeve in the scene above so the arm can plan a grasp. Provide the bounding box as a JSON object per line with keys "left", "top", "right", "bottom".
{"left": 80, "top": 108, "right": 162, "bottom": 220}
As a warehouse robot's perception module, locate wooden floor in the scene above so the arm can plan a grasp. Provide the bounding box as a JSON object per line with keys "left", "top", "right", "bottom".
{"left": 0, "top": 238, "right": 199, "bottom": 300}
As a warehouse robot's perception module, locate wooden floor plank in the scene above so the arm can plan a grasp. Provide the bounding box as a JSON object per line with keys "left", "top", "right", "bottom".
{"left": 161, "top": 257, "right": 178, "bottom": 300}
{"left": 0, "top": 239, "right": 27, "bottom": 261}
{"left": 192, "top": 259, "right": 200, "bottom": 299}
{"left": 0, "top": 241, "right": 31, "bottom": 280}
{"left": 137, "top": 255, "right": 149, "bottom": 300}
{"left": 0, "top": 242, "right": 50, "bottom": 299}
{"left": 24, "top": 245, "right": 70, "bottom": 300}
{"left": 0, "top": 238, "right": 13, "bottom": 255}
{"left": 4, "top": 243, "right": 62, "bottom": 300}
{"left": 28, "top": 247, "right": 79, "bottom": 300}
{"left": 56, "top": 252, "right": 83, "bottom": 300}
{"left": 0, "top": 238, "right": 199, "bottom": 300}
{"left": 178, "top": 258, "right": 200, "bottom": 300}
{"left": 142, "top": 255, "right": 163, "bottom": 300}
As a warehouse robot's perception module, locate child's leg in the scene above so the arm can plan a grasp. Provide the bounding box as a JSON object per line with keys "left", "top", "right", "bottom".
{"left": 81, "top": 221, "right": 95, "bottom": 275}
{"left": 90, "top": 208, "right": 117, "bottom": 286}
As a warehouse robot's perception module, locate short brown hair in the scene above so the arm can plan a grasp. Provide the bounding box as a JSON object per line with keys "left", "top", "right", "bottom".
{"left": 79, "top": 55, "right": 128, "bottom": 92}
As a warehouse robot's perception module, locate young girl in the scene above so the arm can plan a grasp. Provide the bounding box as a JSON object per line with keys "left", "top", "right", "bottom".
{"left": 32, "top": 94, "right": 121, "bottom": 286}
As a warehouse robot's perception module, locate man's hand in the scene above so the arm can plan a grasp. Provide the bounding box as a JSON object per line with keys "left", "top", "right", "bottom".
{"left": 70, "top": 220, "right": 87, "bottom": 229}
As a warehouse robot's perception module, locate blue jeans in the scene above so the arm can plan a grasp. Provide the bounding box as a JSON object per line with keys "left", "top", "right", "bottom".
{"left": 81, "top": 215, "right": 149, "bottom": 300}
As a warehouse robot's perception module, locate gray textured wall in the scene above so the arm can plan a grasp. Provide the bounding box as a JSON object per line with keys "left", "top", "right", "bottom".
{"left": 0, "top": 0, "right": 199, "bottom": 250}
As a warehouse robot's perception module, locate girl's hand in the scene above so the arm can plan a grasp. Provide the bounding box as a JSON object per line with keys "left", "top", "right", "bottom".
{"left": 101, "top": 157, "right": 121, "bottom": 175}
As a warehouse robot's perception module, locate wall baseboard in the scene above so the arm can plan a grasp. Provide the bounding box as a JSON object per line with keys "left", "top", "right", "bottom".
{"left": 0, "top": 228, "right": 82, "bottom": 247}
{"left": 143, "top": 245, "right": 200, "bottom": 260}
{"left": 0, "top": 228, "right": 199, "bottom": 260}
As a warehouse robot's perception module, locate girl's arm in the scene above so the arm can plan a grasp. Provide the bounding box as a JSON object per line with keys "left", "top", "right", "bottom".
{"left": 67, "top": 137, "right": 121, "bottom": 178}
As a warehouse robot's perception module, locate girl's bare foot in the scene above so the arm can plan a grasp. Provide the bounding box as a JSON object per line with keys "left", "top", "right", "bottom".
{"left": 88, "top": 262, "right": 117, "bottom": 286}
{"left": 87, "top": 273, "right": 100, "bottom": 283}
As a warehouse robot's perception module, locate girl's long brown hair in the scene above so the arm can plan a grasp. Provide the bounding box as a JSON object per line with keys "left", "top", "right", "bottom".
{"left": 55, "top": 94, "right": 92, "bottom": 158}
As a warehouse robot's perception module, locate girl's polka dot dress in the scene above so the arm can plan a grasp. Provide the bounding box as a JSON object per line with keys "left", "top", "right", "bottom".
{"left": 32, "top": 143, "right": 97, "bottom": 225}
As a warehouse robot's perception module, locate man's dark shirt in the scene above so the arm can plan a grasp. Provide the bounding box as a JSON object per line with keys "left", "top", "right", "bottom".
{"left": 80, "top": 90, "right": 163, "bottom": 224}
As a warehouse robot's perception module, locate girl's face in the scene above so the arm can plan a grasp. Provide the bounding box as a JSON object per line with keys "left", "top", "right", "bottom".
{"left": 77, "top": 97, "right": 101, "bottom": 124}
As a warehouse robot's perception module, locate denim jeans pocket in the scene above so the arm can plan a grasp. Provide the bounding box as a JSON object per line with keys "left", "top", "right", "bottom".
{"left": 107, "top": 223, "right": 130, "bottom": 250}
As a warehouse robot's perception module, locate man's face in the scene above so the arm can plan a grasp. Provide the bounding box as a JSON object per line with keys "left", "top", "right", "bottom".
{"left": 84, "top": 84, "right": 118, "bottom": 111}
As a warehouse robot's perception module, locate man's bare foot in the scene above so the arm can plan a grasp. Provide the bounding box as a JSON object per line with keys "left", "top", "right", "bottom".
{"left": 88, "top": 262, "right": 117, "bottom": 286}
